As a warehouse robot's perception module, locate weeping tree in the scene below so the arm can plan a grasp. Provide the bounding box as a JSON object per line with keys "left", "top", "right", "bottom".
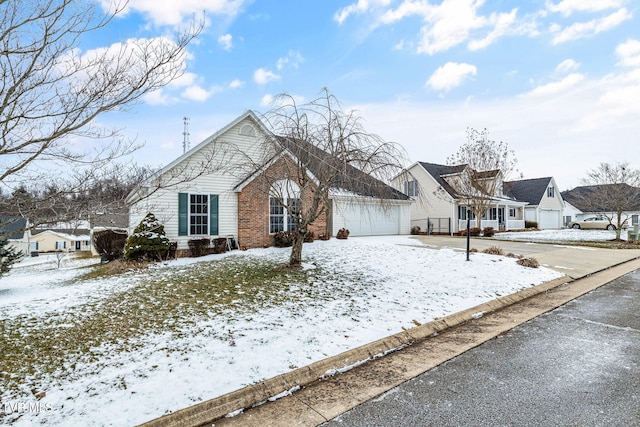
{"left": 257, "top": 89, "right": 409, "bottom": 267}
{"left": 0, "top": 0, "right": 202, "bottom": 228}
{"left": 445, "top": 128, "right": 519, "bottom": 229}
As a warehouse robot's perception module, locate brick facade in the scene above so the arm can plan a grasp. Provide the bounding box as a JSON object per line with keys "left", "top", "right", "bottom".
{"left": 237, "top": 155, "right": 329, "bottom": 249}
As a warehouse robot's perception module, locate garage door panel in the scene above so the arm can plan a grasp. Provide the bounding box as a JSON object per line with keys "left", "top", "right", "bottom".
{"left": 335, "top": 202, "right": 400, "bottom": 236}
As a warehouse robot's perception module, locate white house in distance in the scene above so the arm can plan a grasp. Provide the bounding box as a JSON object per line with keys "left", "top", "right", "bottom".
{"left": 397, "top": 162, "right": 564, "bottom": 234}
{"left": 126, "top": 110, "right": 411, "bottom": 256}
{"left": 561, "top": 184, "right": 640, "bottom": 228}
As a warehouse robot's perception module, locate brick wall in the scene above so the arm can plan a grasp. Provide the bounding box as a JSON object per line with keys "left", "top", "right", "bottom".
{"left": 238, "top": 155, "right": 329, "bottom": 249}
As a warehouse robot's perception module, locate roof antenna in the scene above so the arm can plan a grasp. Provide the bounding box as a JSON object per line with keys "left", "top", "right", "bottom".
{"left": 182, "top": 116, "right": 190, "bottom": 153}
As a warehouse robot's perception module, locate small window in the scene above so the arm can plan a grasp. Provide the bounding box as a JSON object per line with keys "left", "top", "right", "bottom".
{"left": 632, "top": 215, "right": 639, "bottom": 225}
{"left": 509, "top": 208, "right": 516, "bottom": 218}
{"left": 547, "top": 186, "right": 555, "bottom": 198}
{"left": 404, "top": 180, "right": 418, "bottom": 197}
{"left": 190, "top": 194, "right": 209, "bottom": 235}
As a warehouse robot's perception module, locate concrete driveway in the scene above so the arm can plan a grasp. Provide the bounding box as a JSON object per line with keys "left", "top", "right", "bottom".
{"left": 411, "top": 235, "right": 640, "bottom": 279}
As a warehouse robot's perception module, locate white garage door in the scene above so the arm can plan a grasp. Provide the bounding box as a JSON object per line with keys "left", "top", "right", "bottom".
{"left": 539, "top": 210, "right": 560, "bottom": 229}
{"left": 335, "top": 202, "right": 400, "bottom": 236}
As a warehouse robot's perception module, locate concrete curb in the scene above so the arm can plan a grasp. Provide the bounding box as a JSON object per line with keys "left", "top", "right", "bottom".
{"left": 138, "top": 275, "right": 572, "bottom": 427}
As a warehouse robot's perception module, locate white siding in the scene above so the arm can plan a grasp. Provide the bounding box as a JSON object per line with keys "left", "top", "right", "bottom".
{"left": 129, "top": 116, "right": 271, "bottom": 249}
{"left": 393, "top": 163, "right": 454, "bottom": 233}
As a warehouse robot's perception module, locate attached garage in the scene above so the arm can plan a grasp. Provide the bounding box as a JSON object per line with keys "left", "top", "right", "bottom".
{"left": 331, "top": 197, "right": 411, "bottom": 236}
{"left": 539, "top": 209, "right": 562, "bottom": 229}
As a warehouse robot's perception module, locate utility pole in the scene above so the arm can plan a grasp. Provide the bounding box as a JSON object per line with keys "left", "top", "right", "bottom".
{"left": 182, "top": 117, "right": 190, "bottom": 153}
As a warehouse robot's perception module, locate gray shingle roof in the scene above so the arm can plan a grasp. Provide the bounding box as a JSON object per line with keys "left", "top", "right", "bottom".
{"left": 276, "top": 136, "right": 410, "bottom": 201}
{"left": 503, "top": 177, "right": 553, "bottom": 205}
{"left": 561, "top": 184, "right": 640, "bottom": 212}
{"left": 0, "top": 216, "right": 27, "bottom": 240}
{"left": 418, "top": 162, "right": 467, "bottom": 198}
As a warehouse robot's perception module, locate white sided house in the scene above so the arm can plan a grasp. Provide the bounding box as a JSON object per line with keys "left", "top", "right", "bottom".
{"left": 127, "top": 111, "right": 411, "bottom": 256}
{"left": 397, "top": 162, "right": 564, "bottom": 233}
{"left": 503, "top": 177, "right": 564, "bottom": 229}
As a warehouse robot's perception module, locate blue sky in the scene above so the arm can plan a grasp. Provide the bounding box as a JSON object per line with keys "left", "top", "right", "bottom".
{"left": 90, "top": 0, "right": 640, "bottom": 190}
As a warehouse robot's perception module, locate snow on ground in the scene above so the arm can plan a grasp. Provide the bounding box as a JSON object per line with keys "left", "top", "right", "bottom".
{"left": 495, "top": 228, "right": 630, "bottom": 242}
{"left": 0, "top": 236, "right": 563, "bottom": 426}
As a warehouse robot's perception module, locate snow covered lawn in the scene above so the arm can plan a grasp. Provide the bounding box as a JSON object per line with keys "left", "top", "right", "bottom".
{"left": 494, "top": 228, "right": 631, "bottom": 242}
{"left": 0, "top": 236, "right": 563, "bottom": 426}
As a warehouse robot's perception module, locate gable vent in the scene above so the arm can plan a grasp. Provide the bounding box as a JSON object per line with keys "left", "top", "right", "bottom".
{"left": 239, "top": 124, "right": 256, "bottom": 137}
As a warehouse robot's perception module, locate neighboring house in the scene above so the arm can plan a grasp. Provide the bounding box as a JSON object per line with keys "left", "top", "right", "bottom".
{"left": 127, "top": 110, "right": 411, "bottom": 256}
{"left": 562, "top": 200, "right": 583, "bottom": 227}
{"left": 0, "top": 216, "right": 32, "bottom": 255}
{"left": 503, "top": 177, "right": 564, "bottom": 229}
{"left": 561, "top": 185, "right": 640, "bottom": 228}
{"left": 31, "top": 229, "right": 91, "bottom": 253}
{"left": 398, "top": 162, "right": 528, "bottom": 234}
{"left": 89, "top": 212, "right": 129, "bottom": 256}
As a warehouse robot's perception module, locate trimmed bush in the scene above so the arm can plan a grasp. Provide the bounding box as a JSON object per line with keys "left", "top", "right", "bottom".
{"left": 93, "top": 230, "right": 128, "bottom": 262}
{"left": 525, "top": 221, "right": 538, "bottom": 229}
{"left": 336, "top": 228, "right": 350, "bottom": 239}
{"left": 482, "top": 227, "right": 495, "bottom": 237}
{"left": 517, "top": 257, "right": 539, "bottom": 268}
{"left": 460, "top": 227, "right": 481, "bottom": 237}
{"left": 273, "top": 231, "right": 295, "bottom": 247}
{"left": 124, "top": 213, "right": 171, "bottom": 261}
{"left": 482, "top": 246, "right": 504, "bottom": 255}
{"left": 212, "top": 237, "right": 228, "bottom": 254}
{"left": 411, "top": 226, "right": 421, "bottom": 235}
{"left": 188, "top": 238, "right": 211, "bottom": 257}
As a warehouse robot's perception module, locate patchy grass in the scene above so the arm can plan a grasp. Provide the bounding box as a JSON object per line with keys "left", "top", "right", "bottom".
{"left": 0, "top": 253, "right": 370, "bottom": 397}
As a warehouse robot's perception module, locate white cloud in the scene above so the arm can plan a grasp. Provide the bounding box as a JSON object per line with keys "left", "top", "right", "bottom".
{"left": 218, "top": 34, "right": 233, "bottom": 51}
{"left": 426, "top": 62, "right": 477, "bottom": 92}
{"left": 616, "top": 39, "right": 640, "bottom": 67}
{"left": 229, "top": 79, "right": 244, "bottom": 89}
{"left": 102, "top": 0, "right": 248, "bottom": 27}
{"left": 334, "top": 0, "right": 392, "bottom": 24}
{"left": 181, "top": 85, "right": 213, "bottom": 102}
{"left": 276, "top": 50, "right": 305, "bottom": 70}
{"left": 260, "top": 94, "right": 274, "bottom": 106}
{"left": 468, "top": 8, "right": 518, "bottom": 51}
{"left": 254, "top": 68, "right": 280, "bottom": 85}
{"left": 375, "top": 0, "right": 518, "bottom": 55}
{"left": 551, "top": 8, "right": 631, "bottom": 44}
{"left": 556, "top": 59, "right": 580, "bottom": 73}
{"left": 546, "top": 0, "right": 628, "bottom": 17}
{"left": 525, "top": 73, "right": 585, "bottom": 97}
{"left": 142, "top": 88, "right": 175, "bottom": 106}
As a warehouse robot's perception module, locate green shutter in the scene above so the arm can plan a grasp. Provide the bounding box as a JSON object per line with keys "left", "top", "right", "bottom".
{"left": 210, "top": 194, "right": 219, "bottom": 236}
{"left": 178, "top": 193, "right": 188, "bottom": 236}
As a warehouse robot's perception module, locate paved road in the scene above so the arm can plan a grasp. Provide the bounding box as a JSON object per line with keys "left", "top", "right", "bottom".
{"left": 321, "top": 269, "right": 640, "bottom": 427}
{"left": 412, "top": 235, "right": 640, "bottom": 279}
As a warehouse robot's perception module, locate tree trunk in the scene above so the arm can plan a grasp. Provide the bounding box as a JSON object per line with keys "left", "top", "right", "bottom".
{"left": 289, "top": 230, "right": 305, "bottom": 267}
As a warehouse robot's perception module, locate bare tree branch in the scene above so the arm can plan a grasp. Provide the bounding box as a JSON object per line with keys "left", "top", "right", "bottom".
{"left": 0, "top": 0, "right": 203, "bottom": 184}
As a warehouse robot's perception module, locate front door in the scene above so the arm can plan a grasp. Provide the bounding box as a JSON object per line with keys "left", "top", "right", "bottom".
{"left": 498, "top": 208, "right": 505, "bottom": 227}
{"left": 75, "top": 241, "right": 81, "bottom": 250}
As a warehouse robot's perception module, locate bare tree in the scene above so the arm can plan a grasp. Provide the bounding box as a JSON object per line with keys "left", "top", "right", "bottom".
{"left": 572, "top": 162, "right": 640, "bottom": 240}
{"left": 256, "top": 89, "right": 409, "bottom": 267}
{"left": 0, "top": 0, "right": 202, "bottom": 232}
{"left": 445, "top": 128, "right": 519, "bottom": 228}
